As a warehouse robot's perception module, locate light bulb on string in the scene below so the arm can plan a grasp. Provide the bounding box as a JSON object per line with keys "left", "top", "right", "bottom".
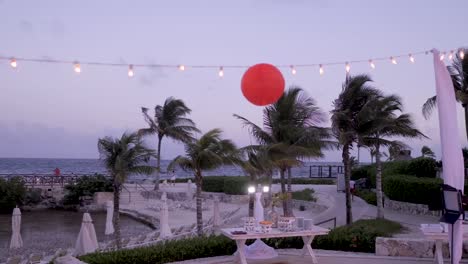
{"left": 460, "top": 49, "right": 465, "bottom": 60}
{"left": 178, "top": 65, "right": 185, "bottom": 71}
{"left": 448, "top": 51, "right": 454, "bottom": 60}
{"left": 10, "top": 58, "right": 17, "bottom": 68}
{"left": 345, "top": 62, "right": 350, "bottom": 73}
{"left": 390, "top": 56, "right": 397, "bottom": 65}
{"left": 290, "top": 65, "right": 296, "bottom": 75}
{"left": 409, "top": 54, "right": 415, "bottom": 63}
{"left": 218, "top": 66, "right": 224, "bottom": 77}
{"left": 74, "top": 62, "right": 81, "bottom": 73}
{"left": 369, "top": 60, "right": 375, "bottom": 69}
{"left": 128, "top": 65, "right": 134, "bottom": 77}
{"left": 319, "top": 64, "right": 324, "bottom": 75}
{"left": 439, "top": 52, "right": 445, "bottom": 61}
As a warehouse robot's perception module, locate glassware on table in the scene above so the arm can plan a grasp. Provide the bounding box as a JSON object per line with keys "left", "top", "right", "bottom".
{"left": 278, "top": 216, "right": 296, "bottom": 232}
{"left": 243, "top": 217, "right": 256, "bottom": 231}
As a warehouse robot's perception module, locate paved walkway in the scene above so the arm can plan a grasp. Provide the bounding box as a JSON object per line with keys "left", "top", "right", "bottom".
{"left": 169, "top": 249, "right": 468, "bottom": 264}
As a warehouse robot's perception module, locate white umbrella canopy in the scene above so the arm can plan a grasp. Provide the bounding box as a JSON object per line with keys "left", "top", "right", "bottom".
{"left": 9, "top": 207, "right": 23, "bottom": 249}
{"left": 159, "top": 193, "right": 173, "bottom": 238}
{"left": 74, "top": 213, "right": 99, "bottom": 256}
{"left": 105, "top": 201, "right": 115, "bottom": 235}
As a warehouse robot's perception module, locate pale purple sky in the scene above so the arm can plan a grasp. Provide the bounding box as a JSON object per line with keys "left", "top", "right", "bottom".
{"left": 0, "top": 0, "right": 467, "bottom": 162}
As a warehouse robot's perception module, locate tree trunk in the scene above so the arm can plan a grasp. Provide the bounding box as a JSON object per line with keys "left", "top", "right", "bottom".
{"left": 464, "top": 105, "right": 468, "bottom": 142}
{"left": 154, "top": 136, "right": 162, "bottom": 191}
{"left": 248, "top": 173, "right": 255, "bottom": 217}
{"left": 279, "top": 168, "right": 290, "bottom": 216}
{"left": 195, "top": 170, "right": 203, "bottom": 236}
{"left": 342, "top": 144, "right": 353, "bottom": 225}
{"left": 113, "top": 183, "right": 122, "bottom": 248}
{"left": 286, "top": 167, "right": 293, "bottom": 217}
{"left": 375, "top": 140, "right": 384, "bottom": 218}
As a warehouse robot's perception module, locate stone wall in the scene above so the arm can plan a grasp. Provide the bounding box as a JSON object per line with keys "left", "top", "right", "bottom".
{"left": 384, "top": 196, "right": 440, "bottom": 216}
{"left": 376, "top": 237, "right": 468, "bottom": 258}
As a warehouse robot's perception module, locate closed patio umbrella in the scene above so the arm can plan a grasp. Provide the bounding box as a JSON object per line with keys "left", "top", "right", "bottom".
{"left": 159, "top": 193, "right": 173, "bottom": 238}
{"left": 74, "top": 213, "right": 99, "bottom": 256}
{"left": 9, "top": 207, "right": 23, "bottom": 249}
{"left": 105, "top": 201, "right": 114, "bottom": 235}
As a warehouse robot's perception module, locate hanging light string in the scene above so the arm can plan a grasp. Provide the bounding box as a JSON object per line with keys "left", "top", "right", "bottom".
{"left": 1, "top": 48, "right": 464, "bottom": 75}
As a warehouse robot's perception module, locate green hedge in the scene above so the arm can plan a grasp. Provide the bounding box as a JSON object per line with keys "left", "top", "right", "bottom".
{"left": 63, "top": 175, "right": 113, "bottom": 205}
{"left": 80, "top": 235, "right": 237, "bottom": 264}
{"left": 354, "top": 189, "right": 377, "bottom": 206}
{"left": 80, "top": 219, "right": 403, "bottom": 263}
{"left": 383, "top": 174, "right": 443, "bottom": 210}
{"left": 0, "top": 177, "right": 26, "bottom": 214}
{"left": 272, "top": 178, "right": 335, "bottom": 185}
{"left": 201, "top": 176, "right": 249, "bottom": 195}
{"left": 291, "top": 188, "right": 317, "bottom": 202}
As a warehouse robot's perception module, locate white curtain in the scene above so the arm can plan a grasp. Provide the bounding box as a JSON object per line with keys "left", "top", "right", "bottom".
{"left": 105, "top": 201, "right": 115, "bottom": 235}
{"left": 433, "top": 49, "right": 465, "bottom": 263}
{"left": 74, "top": 213, "right": 99, "bottom": 256}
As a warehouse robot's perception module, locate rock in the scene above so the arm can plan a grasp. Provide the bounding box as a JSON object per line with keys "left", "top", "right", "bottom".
{"left": 54, "top": 255, "right": 87, "bottom": 264}
{"left": 376, "top": 237, "right": 434, "bottom": 258}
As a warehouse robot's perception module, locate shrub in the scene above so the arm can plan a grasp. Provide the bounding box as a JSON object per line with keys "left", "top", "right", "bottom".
{"left": 351, "top": 165, "right": 374, "bottom": 187}
{"left": 80, "top": 220, "right": 403, "bottom": 263}
{"left": 406, "top": 157, "right": 437, "bottom": 178}
{"left": 272, "top": 178, "right": 335, "bottom": 185}
{"left": 0, "top": 176, "right": 26, "bottom": 213}
{"left": 201, "top": 176, "right": 226, "bottom": 193}
{"left": 291, "top": 188, "right": 317, "bottom": 202}
{"left": 354, "top": 189, "right": 377, "bottom": 206}
{"left": 24, "top": 188, "right": 43, "bottom": 205}
{"left": 223, "top": 177, "right": 249, "bottom": 195}
{"left": 63, "top": 175, "right": 113, "bottom": 205}
{"left": 80, "top": 235, "right": 237, "bottom": 264}
{"left": 383, "top": 174, "right": 443, "bottom": 210}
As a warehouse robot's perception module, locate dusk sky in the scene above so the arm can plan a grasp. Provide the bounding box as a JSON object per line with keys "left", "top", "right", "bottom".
{"left": 0, "top": 0, "right": 467, "bottom": 162}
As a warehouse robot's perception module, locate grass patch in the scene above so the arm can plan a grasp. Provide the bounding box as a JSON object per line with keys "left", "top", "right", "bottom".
{"left": 291, "top": 188, "right": 317, "bottom": 202}
{"left": 354, "top": 189, "right": 377, "bottom": 206}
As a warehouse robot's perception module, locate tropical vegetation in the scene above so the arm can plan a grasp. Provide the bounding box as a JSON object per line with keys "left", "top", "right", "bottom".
{"left": 63, "top": 175, "right": 113, "bottom": 205}
{"left": 98, "top": 132, "right": 156, "bottom": 248}
{"left": 0, "top": 176, "right": 26, "bottom": 214}
{"left": 235, "top": 87, "right": 332, "bottom": 217}
{"left": 140, "top": 97, "right": 199, "bottom": 190}
{"left": 421, "top": 146, "right": 435, "bottom": 158}
{"left": 168, "top": 129, "right": 239, "bottom": 236}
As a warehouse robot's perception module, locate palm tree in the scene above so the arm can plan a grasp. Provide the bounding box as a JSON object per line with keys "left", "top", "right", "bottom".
{"left": 421, "top": 146, "right": 435, "bottom": 158}
{"left": 331, "top": 74, "right": 381, "bottom": 225}
{"left": 140, "top": 97, "right": 199, "bottom": 190}
{"left": 422, "top": 48, "right": 468, "bottom": 140}
{"left": 97, "top": 132, "right": 155, "bottom": 248}
{"left": 168, "top": 129, "right": 239, "bottom": 236}
{"left": 235, "top": 87, "right": 332, "bottom": 217}
{"left": 357, "top": 94, "right": 425, "bottom": 218}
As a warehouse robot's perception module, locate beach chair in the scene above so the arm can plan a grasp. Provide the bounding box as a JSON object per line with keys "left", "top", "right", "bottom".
{"left": 6, "top": 256, "right": 22, "bottom": 264}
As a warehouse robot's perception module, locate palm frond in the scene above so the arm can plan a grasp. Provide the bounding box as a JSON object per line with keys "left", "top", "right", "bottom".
{"left": 422, "top": 96, "right": 437, "bottom": 119}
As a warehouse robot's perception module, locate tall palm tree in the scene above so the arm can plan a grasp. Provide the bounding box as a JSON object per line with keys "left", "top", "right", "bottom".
{"left": 235, "top": 87, "right": 332, "bottom": 217}
{"left": 422, "top": 48, "right": 468, "bottom": 140}
{"left": 331, "top": 74, "right": 381, "bottom": 225}
{"left": 357, "top": 94, "right": 425, "bottom": 218}
{"left": 97, "top": 132, "right": 155, "bottom": 248}
{"left": 421, "top": 146, "right": 435, "bottom": 158}
{"left": 168, "top": 129, "right": 239, "bottom": 236}
{"left": 140, "top": 97, "right": 199, "bottom": 190}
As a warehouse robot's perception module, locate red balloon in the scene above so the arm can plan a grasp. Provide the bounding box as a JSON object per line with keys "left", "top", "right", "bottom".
{"left": 241, "top": 63, "right": 285, "bottom": 106}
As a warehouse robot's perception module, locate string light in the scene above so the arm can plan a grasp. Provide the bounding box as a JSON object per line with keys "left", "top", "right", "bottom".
{"left": 10, "top": 58, "right": 17, "bottom": 68}
{"left": 448, "top": 51, "right": 454, "bottom": 60}
{"left": 290, "top": 65, "right": 297, "bottom": 75}
{"left": 460, "top": 49, "right": 465, "bottom": 60}
{"left": 369, "top": 60, "right": 375, "bottom": 69}
{"left": 74, "top": 62, "right": 81, "bottom": 73}
{"left": 439, "top": 52, "right": 445, "bottom": 61}
{"left": 390, "top": 56, "right": 397, "bottom": 65}
{"left": 178, "top": 65, "right": 185, "bottom": 71}
{"left": 345, "top": 62, "right": 350, "bottom": 73}
{"left": 319, "top": 64, "right": 324, "bottom": 75}
{"left": 128, "top": 65, "right": 134, "bottom": 77}
{"left": 218, "top": 66, "right": 224, "bottom": 77}
{"left": 409, "top": 54, "right": 415, "bottom": 63}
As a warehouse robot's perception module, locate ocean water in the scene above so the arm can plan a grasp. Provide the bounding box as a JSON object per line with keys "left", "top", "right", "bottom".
{"left": 0, "top": 158, "right": 343, "bottom": 179}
